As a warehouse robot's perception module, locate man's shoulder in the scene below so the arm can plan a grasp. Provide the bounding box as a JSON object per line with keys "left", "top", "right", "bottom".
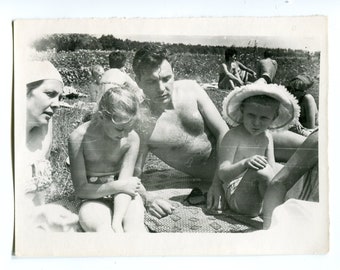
{"left": 173, "top": 80, "right": 204, "bottom": 102}
{"left": 174, "top": 79, "right": 201, "bottom": 88}
{"left": 174, "top": 79, "right": 203, "bottom": 95}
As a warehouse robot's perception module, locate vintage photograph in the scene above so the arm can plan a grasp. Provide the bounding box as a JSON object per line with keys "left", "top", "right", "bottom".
{"left": 13, "top": 17, "right": 328, "bottom": 256}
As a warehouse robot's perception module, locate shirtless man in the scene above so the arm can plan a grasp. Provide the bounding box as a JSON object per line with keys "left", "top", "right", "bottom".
{"left": 133, "top": 44, "right": 305, "bottom": 218}
{"left": 255, "top": 50, "right": 278, "bottom": 84}
{"left": 132, "top": 44, "right": 229, "bottom": 218}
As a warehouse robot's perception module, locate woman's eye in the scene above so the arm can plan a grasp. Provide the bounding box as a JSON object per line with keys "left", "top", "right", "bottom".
{"left": 45, "top": 90, "right": 58, "bottom": 98}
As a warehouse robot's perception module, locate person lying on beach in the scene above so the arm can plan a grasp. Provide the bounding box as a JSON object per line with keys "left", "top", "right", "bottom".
{"left": 218, "top": 46, "right": 256, "bottom": 90}
{"left": 68, "top": 86, "right": 146, "bottom": 233}
{"left": 287, "top": 74, "right": 318, "bottom": 136}
{"left": 217, "top": 83, "right": 300, "bottom": 216}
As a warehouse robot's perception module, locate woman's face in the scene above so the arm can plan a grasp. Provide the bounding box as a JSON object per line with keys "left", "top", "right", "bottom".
{"left": 27, "top": 79, "right": 63, "bottom": 127}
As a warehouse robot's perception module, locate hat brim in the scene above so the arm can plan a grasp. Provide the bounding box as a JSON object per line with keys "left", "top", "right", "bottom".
{"left": 222, "top": 83, "right": 300, "bottom": 130}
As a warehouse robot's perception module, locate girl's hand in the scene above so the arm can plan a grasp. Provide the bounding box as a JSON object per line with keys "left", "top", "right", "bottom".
{"left": 116, "top": 177, "right": 141, "bottom": 197}
{"left": 245, "top": 155, "right": 268, "bottom": 170}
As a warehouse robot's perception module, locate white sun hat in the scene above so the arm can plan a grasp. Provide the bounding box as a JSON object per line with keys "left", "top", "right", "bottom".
{"left": 26, "top": 61, "right": 63, "bottom": 86}
{"left": 222, "top": 83, "right": 300, "bottom": 130}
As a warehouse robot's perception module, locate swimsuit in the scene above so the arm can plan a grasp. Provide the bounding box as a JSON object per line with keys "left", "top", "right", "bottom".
{"left": 222, "top": 177, "right": 243, "bottom": 212}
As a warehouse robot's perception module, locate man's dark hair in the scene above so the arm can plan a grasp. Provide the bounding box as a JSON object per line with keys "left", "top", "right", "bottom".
{"left": 224, "top": 46, "right": 237, "bottom": 62}
{"left": 109, "top": 50, "right": 127, "bottom": 69}
{"left": 132, "top": 44, "right": 171, "bottom": 79}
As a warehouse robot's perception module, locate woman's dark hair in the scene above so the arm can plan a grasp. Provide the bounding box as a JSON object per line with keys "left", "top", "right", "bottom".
{"left": 224, "top": 47, "right": 237, "bottom": 62}
{"left": 287, "top": 75, "right": 314, "bottom": 93}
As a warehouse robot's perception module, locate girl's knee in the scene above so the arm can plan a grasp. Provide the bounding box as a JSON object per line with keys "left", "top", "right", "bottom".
{"left": 123, "top": 197, "right": 145, "bottom": 232}
{"left": 78, "top": 201, "right": 112, "bottom": 232}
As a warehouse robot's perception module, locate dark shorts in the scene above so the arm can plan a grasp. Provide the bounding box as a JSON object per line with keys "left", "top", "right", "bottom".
{"left": 81, "top": 196, "right": 114, "bottom": 209}
{"left": 261, "top": 74, "right": 272, "bottom": 83}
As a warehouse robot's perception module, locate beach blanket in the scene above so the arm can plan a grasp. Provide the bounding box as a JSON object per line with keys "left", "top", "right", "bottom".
{"left": 142, "top": 169, "right": 263, "bottom": 233}
{"left": 53, "top": 166, "right": 318, "bottom": 233}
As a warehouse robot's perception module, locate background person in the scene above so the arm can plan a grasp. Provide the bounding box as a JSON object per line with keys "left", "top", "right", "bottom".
{"left": 218, "top": 46, "right": 257, "bottom": 90}
{"left": 287, "top": 74, "right": 318, "bottom": 135}
{"left": 255, "top": 50, "right": 278, "bottom": 84}
{"left": 109, "top": 50, "right": 128, "bottom": 72}
{"left": 88, "top": 64, "right": 105, "bottom": 102}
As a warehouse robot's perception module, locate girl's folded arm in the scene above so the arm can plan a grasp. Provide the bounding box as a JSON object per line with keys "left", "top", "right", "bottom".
{"left": 68, "top": 133, "right": 122, "bottom": 199}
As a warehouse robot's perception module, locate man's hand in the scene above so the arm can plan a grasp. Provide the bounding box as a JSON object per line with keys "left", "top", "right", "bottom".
{"left": 146, "top": 197, "right": 176, "bottom": 219}
{"left": 206, "top": 181, "right": 226, "bottom": 212}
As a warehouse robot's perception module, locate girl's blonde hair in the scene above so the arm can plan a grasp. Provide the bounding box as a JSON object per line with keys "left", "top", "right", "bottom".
{"left": 96, "top": 85, "right": 140, "bottom": 126}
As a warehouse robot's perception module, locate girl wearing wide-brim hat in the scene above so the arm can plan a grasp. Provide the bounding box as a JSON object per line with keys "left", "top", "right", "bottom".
{"left": 218, "top": 83, "right": 300, "bottom": 216}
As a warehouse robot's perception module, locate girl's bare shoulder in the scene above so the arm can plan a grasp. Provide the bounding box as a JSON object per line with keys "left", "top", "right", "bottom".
{"left": 69, "top": 121, "right": 92, "bottom": 142}
{"left": 222, "top": 126, "right": 243, "bottom": 143}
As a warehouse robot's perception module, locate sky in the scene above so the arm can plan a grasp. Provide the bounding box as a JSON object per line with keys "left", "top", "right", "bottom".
{"left": 116, "top": 34, "right": 321, "bottom": 52}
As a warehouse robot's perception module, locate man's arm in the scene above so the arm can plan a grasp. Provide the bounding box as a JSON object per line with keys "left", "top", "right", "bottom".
{"left": 134, "top": 132, "right": 175, "bottom": 218}
{"left": 195, "top": 82, "right": 229, "bottom": 148}
{"left": 221, "top": 63, "right": 244, "bottom": 85}
{"left": 194, "top": 82, "right": 229, "bottom": 210}
{"left": 262, "top": 131, "right": 318, "bottom": 229}
{"left": 237, "top": 61, "right": 256, "bottom": 76}
{"left": 302, "top": 94, "right": 318, "bottom": 129}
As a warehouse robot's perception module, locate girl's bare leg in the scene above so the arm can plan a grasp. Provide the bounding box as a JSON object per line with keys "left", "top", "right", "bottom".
{"left": 232, "top": 165, "right": 274, "bottom": 216}
{"left": 123, "top": 194, "right": 147, "bottom": 233}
